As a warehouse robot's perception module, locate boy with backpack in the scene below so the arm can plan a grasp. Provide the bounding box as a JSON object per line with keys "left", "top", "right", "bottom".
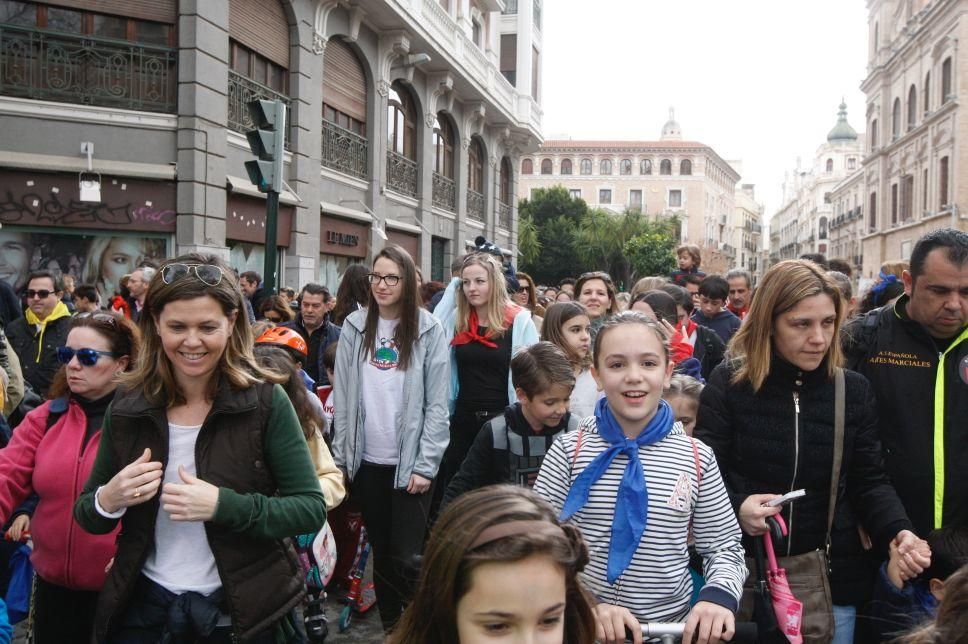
{"left": 441, "top": 342, "right": 579, "bottom": 508}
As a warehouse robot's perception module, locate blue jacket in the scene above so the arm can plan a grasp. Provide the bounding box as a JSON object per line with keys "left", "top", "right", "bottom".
{"left": 869, "top": 563, "right": 937, "bottom": 641}
{"left": 0, "top": 597, "right": 10, "bottom": 644}
{"left": 433, "top": 277, "right": 539, "bottom": 413}
{"left": 691, "top": 309, "right": 741, "bottom": 345}
{"left": 332, "top": 308, "right": 451, "bottom": 488}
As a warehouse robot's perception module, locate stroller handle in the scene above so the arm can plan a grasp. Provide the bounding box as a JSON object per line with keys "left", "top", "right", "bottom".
{"left": 626, "top": 621, "right": 758, "bottom": 642}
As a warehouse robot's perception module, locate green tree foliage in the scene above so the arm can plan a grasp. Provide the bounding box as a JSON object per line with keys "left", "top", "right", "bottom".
{"left": 624, "top": 216, "right": 680, "bottom": 279}
{"left": 517, "top": 214, "right": 541, "bottom": 266}
{"left": 518, "top": 186, "right": 591, "bottom": 284}
{"left": 518, "top": 186, "right": 588, "bottom": 226}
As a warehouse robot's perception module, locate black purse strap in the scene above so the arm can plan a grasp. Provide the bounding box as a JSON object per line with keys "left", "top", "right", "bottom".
{"left": 826, "top": 367, "right": 845, "bottom": 550}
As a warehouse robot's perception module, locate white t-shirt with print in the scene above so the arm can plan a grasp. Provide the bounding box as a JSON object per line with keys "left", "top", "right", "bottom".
{"left": 360, "top": 317, "right": 405, "bottom": 465}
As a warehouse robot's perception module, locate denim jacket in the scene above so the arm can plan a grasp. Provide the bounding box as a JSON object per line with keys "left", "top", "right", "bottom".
{"left": 332, "top": 308, "right": 451, "bottom": 488}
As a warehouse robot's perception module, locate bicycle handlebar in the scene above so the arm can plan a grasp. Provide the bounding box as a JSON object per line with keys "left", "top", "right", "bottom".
{"left": 627, "top": 621, "right": 758, "bottom": 643}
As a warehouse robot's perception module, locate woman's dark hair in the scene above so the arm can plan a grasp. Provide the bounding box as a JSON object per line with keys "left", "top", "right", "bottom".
{"left": 858, "top": 276, "right": 905, "bottom": 313}
{"left": 332, "top": 263, "right": 370, "bottom": 326}
{"left": 541, "top": 301, "right": 592, "bottom": 369}
{"left": 48, "top": 312, "right": 141, "bottom": 399}
{"left": 259, "top": 294, "right": 295, "bottom": 322}
{"left": 420, "top": 280, "right": 446, "bottom": 308}
{"left": 659, "top": 283, "right": 694, "bottom": 315}
{"left": 361, "top": 245, "right": 420, "bottom": 371}
{"left": 899, "top": 564, "right": 968, "bottom": 644}
{"left": 632, "top": 290, "right": 678, "bottom": 324}
{"left": 252, "top": 345, "right": 324, "bottom": 440}
{"left": 388, "top": 485, "right": 596, "bottom": 644}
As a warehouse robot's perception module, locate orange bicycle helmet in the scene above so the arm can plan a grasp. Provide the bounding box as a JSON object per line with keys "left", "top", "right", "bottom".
{"left": 255, "top": 326, "right": 308, "bottom": 357}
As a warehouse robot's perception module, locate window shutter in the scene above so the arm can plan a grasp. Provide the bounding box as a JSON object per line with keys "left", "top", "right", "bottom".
{"left": 229, "top": 0, "right": 290, "bottom": 69}
{"left": 322, "top": 38, "right": 367, "bottom": 123}
{"left": 42, "top": 0, "right": 176, "bottom": 23}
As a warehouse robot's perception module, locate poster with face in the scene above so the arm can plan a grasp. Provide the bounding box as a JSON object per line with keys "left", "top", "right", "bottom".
{"left": 0, "top": 229, "right": 168, "bottom": 297}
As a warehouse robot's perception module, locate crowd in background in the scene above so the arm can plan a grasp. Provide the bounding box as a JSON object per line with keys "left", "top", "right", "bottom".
{"left": 0, "top": 227, "right": 964, "bottom": 643}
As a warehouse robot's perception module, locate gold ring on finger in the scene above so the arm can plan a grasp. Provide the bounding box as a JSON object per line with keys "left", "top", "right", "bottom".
{"left": 133, "top": 489, "right": 142, "bottom": 498}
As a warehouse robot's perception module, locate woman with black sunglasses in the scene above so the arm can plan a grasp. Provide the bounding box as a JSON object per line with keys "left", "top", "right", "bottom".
{"left": 0, "top": 312, "right": 139, "bottom": 644}
{"left": 73, "top": 254, "right": 326, "bottom": 643}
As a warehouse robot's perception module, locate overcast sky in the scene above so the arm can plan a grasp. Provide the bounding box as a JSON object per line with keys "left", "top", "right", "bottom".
{"left": 540, "top": 0, "right": 870, "bottom": 220}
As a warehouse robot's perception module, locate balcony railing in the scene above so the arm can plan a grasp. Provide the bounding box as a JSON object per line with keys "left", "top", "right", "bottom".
{"left": 432, "top": 172, "right": 455, "bottom": 211}
{"left": 0, "top": 24, "right": 176, "bottom": 112}
{"left": 497, "top": 200, "right": 511, "bottom": 229}
{"left": 321, "top": 119, "right": 367, "bottom": 180}
{"left": 467, "top": 189, "right": 485, "bottom": 222}
{"left": 387, "top": 151, "right": 418, "bottom": 197}
{"left": 228, "top": 70, "right": 291, "bottom": 147}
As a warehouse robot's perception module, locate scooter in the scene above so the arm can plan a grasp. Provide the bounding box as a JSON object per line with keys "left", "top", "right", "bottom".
{"left": 337, "top": 526, "right": 377, "bottom": 632}
{"left": 627, "top": 621, "right": 759, "bottom": 643}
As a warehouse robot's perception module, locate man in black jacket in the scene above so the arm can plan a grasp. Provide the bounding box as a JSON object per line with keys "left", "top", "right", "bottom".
{"left": 6, "top": 270, "right": 72, "bottom": 398}
{"left": 283, "top": 283, "right": 340, "bottom": 387}
{"left": 843, "top": 228, "right": 968, "bottom": 535}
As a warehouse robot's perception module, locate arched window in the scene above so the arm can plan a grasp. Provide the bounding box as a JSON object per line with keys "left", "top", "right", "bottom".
{"left": 640, "top": 159, "right": 652, "bottom": 175}
{"left": 680, "top": 159, "right": 692, "bottom": 175}
{"left": 620, "top": 159, "right": 632, "bottom": 175}
{"left": 907, "top": 84, "right": 917, "bottom": 131}
{"left": 891, "top": 98, "right": 901, "bottom": 139}
{"left": 600, "top": 159, "right": 612, "bottom": 175}
{"left": 825, "top": 158, "right": 834, "bottom": 173}
{"left": 468, "top": 137, "right": 485, "bottom": 193}
{"left": 923, "top": 72, "right": 931, "bottom": 115}
{"left": 432, "top": 114, "right": 455, "bottom": 178}
{"left": 561, "top": 158, "right": 573, "bottom": 174}
{"left": 522, "top": 158, "right": 533, "bottom": 174}
{"left": 942, "top": 57, "right": 953, "bottom": 103}
{"left": 387, "top": 83, "right": 416, "bottom": 159}
{"left": 870, "top": 119, "right": 878, "bottom": 149}
{"left": 541, "top": 158, "right": 553, "bottom": 174}
{"left": 500, "top": 157, "right": 512, "bottom": 205}
{"left": 580, "top": 159, "right": 592, "bottom": 175}
{"left": 660, "top": 159, "right": 672, "bottom": 175}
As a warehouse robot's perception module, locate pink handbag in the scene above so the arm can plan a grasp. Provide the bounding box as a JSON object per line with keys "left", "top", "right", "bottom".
{"left": 763, "top": 514, "right": 804, "bottom": 644}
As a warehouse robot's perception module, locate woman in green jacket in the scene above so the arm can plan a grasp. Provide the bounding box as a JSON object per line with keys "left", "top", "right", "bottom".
{"left": 74, "top": 254, "right": 325, "bottom": 643}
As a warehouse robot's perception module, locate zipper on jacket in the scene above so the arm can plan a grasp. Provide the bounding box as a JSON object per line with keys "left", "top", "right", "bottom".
{"left": 787, "top": 390, "right": 801, "bottom": 557}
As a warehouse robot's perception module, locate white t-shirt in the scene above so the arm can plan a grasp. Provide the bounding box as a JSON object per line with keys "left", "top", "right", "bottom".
{"left": 360, "top": 317, "right": 405, "bottom": 465}
{"left": 142, "top": 423, "right": 220, "bottom": 595}
{"left": 570, "top": 368, "right": 600, "bottom": 420}
{"left": 322, "top": 389, "right": 335, "bottom": 438}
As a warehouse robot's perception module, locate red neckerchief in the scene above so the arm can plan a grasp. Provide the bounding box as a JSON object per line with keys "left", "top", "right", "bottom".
{"left": 451, "top": 305, "right": 520, "bottom": 347}
{"left": 727, "top": 302, "right": 748, "bottom": 319}
{"left": 680, "top": 318, "right": 698, "bottom": 338}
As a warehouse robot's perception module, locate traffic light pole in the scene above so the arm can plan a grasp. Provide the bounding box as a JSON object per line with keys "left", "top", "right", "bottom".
{"left": 263, "top": 190, "right": 279, "bottom": 294}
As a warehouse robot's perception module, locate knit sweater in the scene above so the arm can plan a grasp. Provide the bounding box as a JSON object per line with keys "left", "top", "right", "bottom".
{"left": 533, "top": 418, "right": 746, "bottom": 622}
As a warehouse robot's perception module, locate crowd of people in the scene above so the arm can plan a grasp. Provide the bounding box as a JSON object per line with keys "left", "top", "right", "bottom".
{"left": 0, "top": 226, "right": 964, "bottom": 644}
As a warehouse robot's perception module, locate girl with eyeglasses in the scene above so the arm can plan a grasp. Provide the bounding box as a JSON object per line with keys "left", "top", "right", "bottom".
{"left": 73, "top": 254, "right": 326, "bottom": 643}
{"left": 432, "top": 253, "right": 539, "bottom": 514}
{"left": 0, "top": 312, "right": 138, "bottom": 644}
{"left": 332, "top": 245, "right": 450, "bottom": 632}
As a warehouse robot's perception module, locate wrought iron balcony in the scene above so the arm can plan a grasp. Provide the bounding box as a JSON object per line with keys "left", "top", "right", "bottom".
{"left": 497, "top": 200, "right": 512, "bottom": 229}
{"left": 321, "top": 118, "right": 367, "bottom": 180}
{"left": 467, "top": 189, "right": 485, "bottom": 222}
{"left": 228, "top": 70, "right": 291, "bottom": 147}
{"left": 432, "top": 172, "right": 456, "bottom": 211}
{"left": 0, "top": 24, "right": 176, "bottom": 112}
{"left": 387, "top": 151, "right": 418, "bottom": 197}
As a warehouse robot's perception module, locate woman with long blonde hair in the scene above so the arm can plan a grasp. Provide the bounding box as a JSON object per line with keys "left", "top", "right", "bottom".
{"left": 432, "top": 253, "right": 538, "bottom": 508}
{"left": 74, "top": 254, "right": 325, "bottom": 643}
{"left": 695, "top": 260, "right": 927, "bottom": 644}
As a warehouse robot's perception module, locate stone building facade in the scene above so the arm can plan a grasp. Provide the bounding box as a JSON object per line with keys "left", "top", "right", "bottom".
{"left": 517, "top": 112, "right": 745, "bottom": 275}
{"left": 0, "top": 0, "right": 542, "bottom": 295}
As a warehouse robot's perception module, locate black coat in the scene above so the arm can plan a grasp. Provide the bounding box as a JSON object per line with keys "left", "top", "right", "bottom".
{"left": 693, "top": 324, "right": 726, "bottom": 381}
{"left": 6, "top": 314, "right": 71, "bottom": 398}
{"left": 695, "top": 356, "right": 913, "bottom": 605}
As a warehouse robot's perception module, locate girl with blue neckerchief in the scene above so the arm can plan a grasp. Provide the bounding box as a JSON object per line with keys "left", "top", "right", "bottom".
{"left": 534, "top": 312, "right": 746, "bottom": 644}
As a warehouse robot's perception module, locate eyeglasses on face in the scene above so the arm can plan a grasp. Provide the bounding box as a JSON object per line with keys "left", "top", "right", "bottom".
{"left": 264, "top": 314, "right": 283, "bottom": 323}
{"left": 25, "top": 289, "right": 56, "bottom": 299}
{"left": 161, "top": 263, "right": 223, "bottom": 286}
{"left": 367, "top": 273, "right": 401, "bottom": 287}
{"left": 516, "top": 285, "right": 531, "bottom": 294}
{"left": 56, "top": 346, "right": 122, "bottom": 367}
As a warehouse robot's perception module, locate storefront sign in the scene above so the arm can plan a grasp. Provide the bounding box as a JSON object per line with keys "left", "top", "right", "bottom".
{"left": 326, "top": 231, "right": 359, "bottom": 247}
{"left": 320, "top": 215, "right": 368, "bottom": 259}
{"left": 226, "top": 194, "right": 293, "bottom": 246}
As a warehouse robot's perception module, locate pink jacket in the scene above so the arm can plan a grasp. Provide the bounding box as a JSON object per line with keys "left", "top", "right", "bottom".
{"left": 0, "top": 399, "right": 118, "bottom": 591}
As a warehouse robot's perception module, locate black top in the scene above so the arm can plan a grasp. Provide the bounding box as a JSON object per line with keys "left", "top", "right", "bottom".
{"left": 455, "top": 327, "right": 512, "bottom": 408}
{"left": 75, "top": 391, "right": 114, "bottom": 448}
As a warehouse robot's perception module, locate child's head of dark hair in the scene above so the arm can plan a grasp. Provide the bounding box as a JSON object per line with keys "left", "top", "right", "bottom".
{"left": 632, "top": 290, "right": 678, "bottom": 324}
{"left": 660, "top": 283, "right": 694, "bottom": 315}
{"left": 681, "top": 273, "right": 704, "bottom": 288}
{"left": 924, "top": 527, "right": 968, "bottom": 581}
{"left": 511, "top": 341, "right": 576, "bottom": 398}
{"left": 592, "top": 311, "right": 670, "bottom": 370}
{"left": 322, "top": 340, "right": 338, "bottom": 372}
{"left": 698, "top": 275, "right": 729, "bottom": 301}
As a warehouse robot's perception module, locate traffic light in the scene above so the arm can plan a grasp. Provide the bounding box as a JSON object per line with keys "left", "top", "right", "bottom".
{"left": 244, "top": 99, "right": 286, "bottom": 193}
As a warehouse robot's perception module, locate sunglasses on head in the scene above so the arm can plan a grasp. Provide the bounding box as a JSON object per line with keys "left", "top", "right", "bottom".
{"left": 56, "top": 346, "right": 122, "bottom": 367}
{"left": 161, "top": 263, "right": 223, "bottom": 286}
{"left": 25, "top": 289, "right": 55, "bottom": 299}
{"left": 75, "top": 312, "right": 120, "bottom": 325}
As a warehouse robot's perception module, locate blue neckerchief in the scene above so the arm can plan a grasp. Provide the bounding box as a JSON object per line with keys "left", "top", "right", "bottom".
{"left": 560, "top": 397, "right": 674, "bottom": 583}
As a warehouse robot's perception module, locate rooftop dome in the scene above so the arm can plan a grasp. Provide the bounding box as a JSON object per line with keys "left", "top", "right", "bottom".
{"left": 661, "top": 107, "right": 682, "bottom": 141}
{"left": 827, "top": 101, "right": 858, "bottom": 142}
